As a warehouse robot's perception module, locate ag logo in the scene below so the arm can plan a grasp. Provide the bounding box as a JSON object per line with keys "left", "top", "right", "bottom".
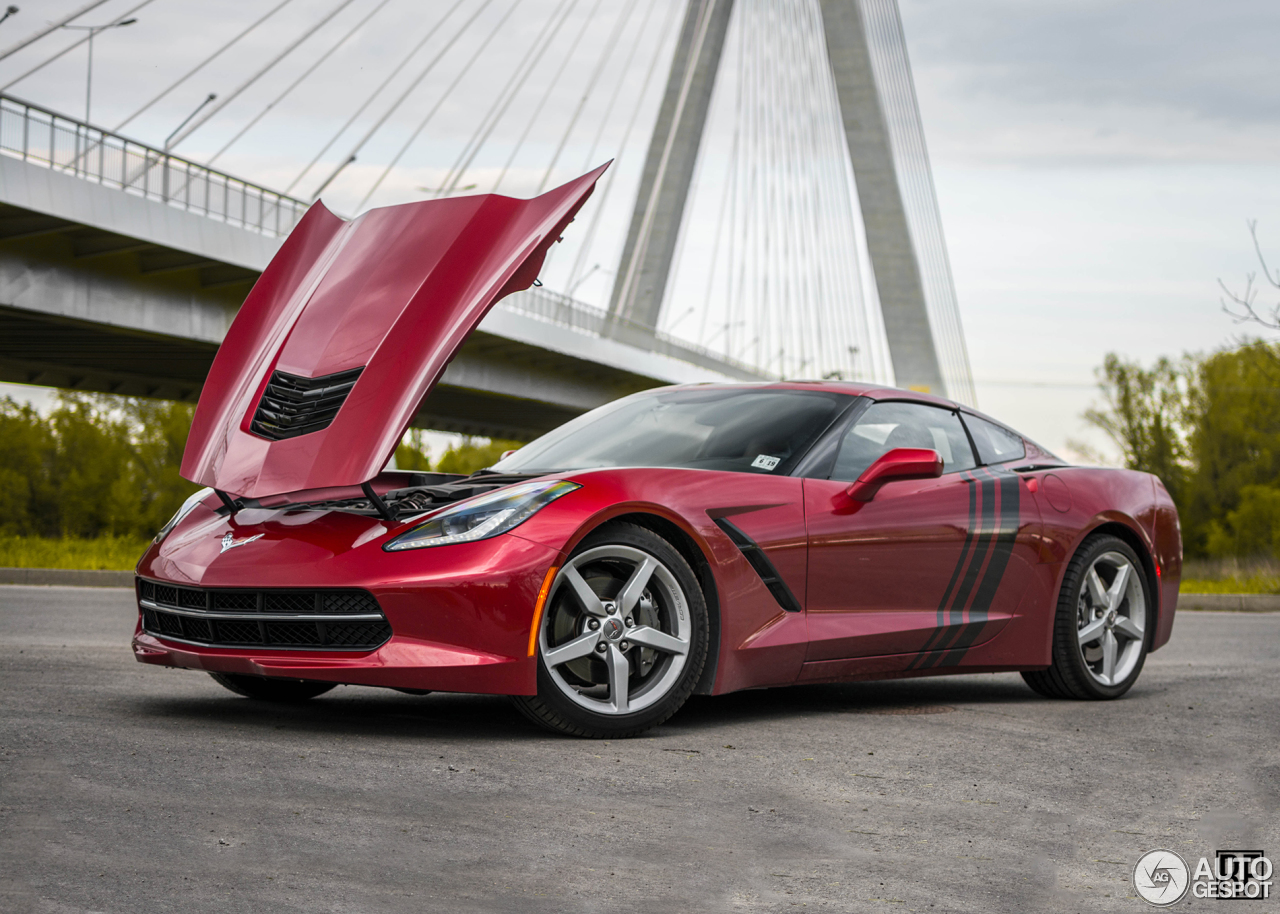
{"left": 220, "top": 532, "right": 264, "bottom": 553}
{"left": 1134, "top": 849, "right": 1190, "bottom": 906}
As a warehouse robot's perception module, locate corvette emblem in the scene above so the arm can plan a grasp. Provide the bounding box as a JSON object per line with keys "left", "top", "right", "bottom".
{"left": 220, "top": 532, "right": 264, "bottom": 553}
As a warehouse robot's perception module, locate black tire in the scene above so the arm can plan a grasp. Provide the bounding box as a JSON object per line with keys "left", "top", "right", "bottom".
{"left": 1022, "top": 534, "right": 1151, "bottom": 700}
{"left": 209, "top": 672, "right": 336, "bottom": 702}
{"left": 512, "top": 522, "right": 709, "bottom": 738}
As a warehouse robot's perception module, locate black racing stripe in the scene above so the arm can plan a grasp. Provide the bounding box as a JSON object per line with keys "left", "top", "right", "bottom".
{"left": 914, "top": 469, "right": 999, "bottom": 668}
{"left": 936, "top": 468, "right": 1021, "bottom": 666}
{"left": 907, "top": 471, "right": 979, "bottom": 669}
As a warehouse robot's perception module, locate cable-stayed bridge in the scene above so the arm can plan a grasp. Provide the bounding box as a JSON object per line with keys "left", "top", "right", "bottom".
{"left": 0, "top": 0, "right": 974, "bottom": 439}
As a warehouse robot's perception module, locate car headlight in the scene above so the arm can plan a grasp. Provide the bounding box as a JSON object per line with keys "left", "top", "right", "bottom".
{"left": 154, "top": 488, "right": 213, "bottom": 544}
{"left": 383, "top": 480, "right": 579, "bottom": 551}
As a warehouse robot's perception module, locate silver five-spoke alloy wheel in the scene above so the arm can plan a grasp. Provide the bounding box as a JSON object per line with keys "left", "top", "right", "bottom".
{"left": 539, "top": 544, "right": 692, "bottom": 716}
{"left": 1075, "top": 550, "right": 1146, "bottom": 687}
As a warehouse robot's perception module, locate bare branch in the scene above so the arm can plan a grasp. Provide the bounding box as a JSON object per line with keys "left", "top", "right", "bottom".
{"left": 1249, "top": 220, "right": 1280, "bottom": 290}
{"left": 1219, "top": 222, "right": 1280, "bottom": 330}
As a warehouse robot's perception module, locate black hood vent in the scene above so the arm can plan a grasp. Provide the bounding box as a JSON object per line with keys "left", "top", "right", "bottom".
{"left": 250, "top": 366, "right": 364, "bottom": 440}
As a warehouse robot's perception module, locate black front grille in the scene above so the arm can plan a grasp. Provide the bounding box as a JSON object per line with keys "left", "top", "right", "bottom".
{"left": 263, "top": 593, "right": 315, "bottom": 614}
{"left": 249, "top": 366, "right": 364, "bottom": 441}
{"left": 212, "top": 592, "right": 256, "bottom": 611}
{"left": 137, "top": 579, "right": 391, "bottom": 651}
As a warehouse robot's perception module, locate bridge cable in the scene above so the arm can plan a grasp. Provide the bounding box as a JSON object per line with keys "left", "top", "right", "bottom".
{"left": 676, "top": 92, "right": 736, "bottom": 341}
{"left": 561, "top": 0, "right": 680, "bottom": 298}
{"left": 164, "top": 0, "right": 360, "bottom": 151}
{"left": 432, "top": 0, "right": 580, "bottom": 200}
{"left": 465, "top": 0, "right": 607, "bottom": 199}
{"left": 310, "top": 0, "right": 494, "bottom": 203}
{"left": 805, "top": 0, "right": 846, "bottom": 374}
{"left": 768, "top": 1, "right": 793, "bottom": 372}
{"left": 818, "top": 0, "right": 878, "bottom": 379}
{"left": 451, "top": 0, "right": 586, "bottom": 198}
{"left": 284, "top": 0, "right": 469, "bottom": 196}
{"left": 701, "top": 8, "right": 746, "bottom": 349}
{"left": 205, "top": 0, "right": 396, "bottom": 167}
{"left": 782, "top": 0, "right": 813, "bottom": 376}
{"left": 112, "top": 0, "right": 295, "bottom": 133}
{"left": 807, "top": 0, "right": 838, "bottom": 373}
{"left": 0, "top": 0, "right": 158, "bottom": 95}
{"left": 0, "top": 0, "right": 113, "bottom": 64}
{"left": 534, "top": 0, "right": 637, "bottom": 195}
{"left": 354, "top": 0, "right": 518, "bottom": 211}
{"left": 717, "top": 2, "right": 752, "bottom": 359}
{"left": 798, "top": 0, "right": 831, "bottom": 377}
{"left": 811, "top": 0, "right": 859, "bottom": 377}
{"left": 573, "top": 0, "right": 662, "bottom": 176}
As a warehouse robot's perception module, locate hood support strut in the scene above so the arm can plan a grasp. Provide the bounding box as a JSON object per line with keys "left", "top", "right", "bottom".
{"left": 362, "top": 482, "right": 396, "bottom": 523}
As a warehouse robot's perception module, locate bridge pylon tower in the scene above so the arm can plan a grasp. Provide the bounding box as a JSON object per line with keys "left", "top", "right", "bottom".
{"left": 607, "top": 0, "right": 973, "bottom": 403}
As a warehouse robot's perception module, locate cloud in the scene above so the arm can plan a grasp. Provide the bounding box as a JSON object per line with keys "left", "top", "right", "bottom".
{"left": 900, "top": 0, "right": 1280, "bottom": 163}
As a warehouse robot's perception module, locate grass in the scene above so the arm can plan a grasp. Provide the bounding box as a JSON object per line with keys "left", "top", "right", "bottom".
{"left": 1180, "top": 557, "right": 1280, "bottom": 594}
{"left": 1, "top": 533, "right": 1278, "bottom": 593}
{"left": 0, "top": 535, "right": 150, "bottom": 571}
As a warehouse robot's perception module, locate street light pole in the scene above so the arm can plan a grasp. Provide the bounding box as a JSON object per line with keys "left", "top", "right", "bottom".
{"left": 61, "top": 16, "right": 136, "bottom": 124}
{"left": 163, "top": 93, "right": 216, "bottom": 201}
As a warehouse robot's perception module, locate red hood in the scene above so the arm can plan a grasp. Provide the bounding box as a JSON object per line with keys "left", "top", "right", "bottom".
{"left": 181, "top": 165, "right": 608, "bottom": 499}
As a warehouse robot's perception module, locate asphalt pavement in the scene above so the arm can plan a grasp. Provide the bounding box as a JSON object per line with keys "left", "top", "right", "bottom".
{"left": 1, "top": 585, "right": 1276, "bottom": 913}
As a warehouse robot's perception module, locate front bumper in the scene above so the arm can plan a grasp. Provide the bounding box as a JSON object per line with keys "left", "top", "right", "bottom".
{"left": 132, "top": 531, "right": 561, "bottom": 696}
{"left": 132, "top": 630, "right": 533, "bottom": 694}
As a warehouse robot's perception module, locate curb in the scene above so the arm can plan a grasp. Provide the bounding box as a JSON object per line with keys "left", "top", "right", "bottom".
{"left": 0, "top": 567, "right": 134, "bottom": 588}
{"left": 1177, "top": 593, "right": 1280, "bottom": 613}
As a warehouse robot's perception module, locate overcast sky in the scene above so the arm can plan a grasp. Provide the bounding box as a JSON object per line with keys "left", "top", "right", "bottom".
{"left": 3, "top": 0, "right": 1278, "bottom": 459}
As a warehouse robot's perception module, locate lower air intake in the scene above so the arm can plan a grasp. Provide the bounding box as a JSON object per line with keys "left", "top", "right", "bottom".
{"left": 138, "top": 579, "right": 391, "bottom": 651}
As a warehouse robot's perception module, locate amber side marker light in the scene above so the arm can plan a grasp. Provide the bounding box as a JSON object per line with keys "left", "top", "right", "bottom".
{"left": 528, "top": 564, "right": 561, "bottom": 657}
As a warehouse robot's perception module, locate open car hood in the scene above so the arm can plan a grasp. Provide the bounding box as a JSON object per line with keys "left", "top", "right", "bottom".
{"left": 181, "top": 164, "right": 608, "bottom": 499}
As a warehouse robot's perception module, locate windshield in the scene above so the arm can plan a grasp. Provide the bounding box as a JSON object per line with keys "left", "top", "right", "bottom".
{"left": 492, "top": 387, "right": 852, "bottom": 476}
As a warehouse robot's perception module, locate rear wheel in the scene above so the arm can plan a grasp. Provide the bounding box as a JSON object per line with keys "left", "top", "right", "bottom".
{"left": 1022, "top": 534, "right": 1150, "bottom": 700}
{"left": 512, "top": 522, "right": 708, "bottom": 738}
{"left": 209, "top": 672, "right": 336, "bottom": 702}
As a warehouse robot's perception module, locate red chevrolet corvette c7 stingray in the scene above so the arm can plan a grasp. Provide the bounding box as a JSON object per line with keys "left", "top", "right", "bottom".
{"left": 132, "top": 167, "right": 1182, "bottom": 737}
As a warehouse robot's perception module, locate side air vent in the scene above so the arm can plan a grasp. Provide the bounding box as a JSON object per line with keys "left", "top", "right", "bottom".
{"left": 250, "top": 367, "right": 364, "bottom": 440}
{"left": 713, "top": 517, "right": 803, "bottom": 613}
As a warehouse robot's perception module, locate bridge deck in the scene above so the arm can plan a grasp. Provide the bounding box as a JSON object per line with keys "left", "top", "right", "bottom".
{"left": 0, "top": 106, "right": 765, "bottom": 439}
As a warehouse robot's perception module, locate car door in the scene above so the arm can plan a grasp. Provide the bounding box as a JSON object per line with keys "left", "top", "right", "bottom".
{"left": 803, "top": 400, "right": 1020, "bottom": 662}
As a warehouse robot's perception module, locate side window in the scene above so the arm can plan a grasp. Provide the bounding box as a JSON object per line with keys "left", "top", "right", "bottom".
{"left": 963, "top": 414, "right": 1026, "bottom": 465}
{"left": 830, "top": 401, "right": 977, "bottom": 481}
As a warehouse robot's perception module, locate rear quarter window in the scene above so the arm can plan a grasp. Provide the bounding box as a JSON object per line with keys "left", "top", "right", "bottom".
{"left": 963, "top": 414, "right": 1026, "bottom": 465}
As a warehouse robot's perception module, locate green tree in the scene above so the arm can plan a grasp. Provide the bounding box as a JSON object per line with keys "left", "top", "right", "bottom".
{"left": 394, "top": 429, "right": 433, "bottom": 471}
{"left": 0, "top": 398, "right": 54, "bottom": 535}
{"left": 1183, "top": 340, "right": 1280, "bottom": 555}
{"left": 120, "top": 397, "right": 200, "bottom": 535}
{"left": 1204, "top": 483, "right": 1280, "bottom": 560}
{"left": 434, "top": 437, "right": 522, "bottom": 475}
{"left": 1083, "top": 353, "right": 1192, "bottom": 506}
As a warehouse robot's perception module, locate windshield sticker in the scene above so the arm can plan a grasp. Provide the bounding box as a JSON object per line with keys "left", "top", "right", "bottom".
{"left": 751, "top": 455, "right": 781, "bottom": 471}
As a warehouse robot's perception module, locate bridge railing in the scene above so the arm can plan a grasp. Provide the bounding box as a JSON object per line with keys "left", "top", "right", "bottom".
{"left": 0, "top": 95, "right": 308, "bottom": 238}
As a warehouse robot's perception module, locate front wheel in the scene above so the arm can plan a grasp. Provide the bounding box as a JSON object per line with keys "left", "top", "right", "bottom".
{"left": 512, "top": 522, "right": 709, "bottom": 738}
{"left": 209, "top": 672, "right": 336, "bottom": 702}
{"left": 1022, "top": 534, "right": 1151, "bottom": 700}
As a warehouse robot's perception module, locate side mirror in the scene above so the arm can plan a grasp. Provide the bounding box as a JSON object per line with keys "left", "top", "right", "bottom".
{"left": 847, "top": 448, "right": 943, "bottom": 502}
